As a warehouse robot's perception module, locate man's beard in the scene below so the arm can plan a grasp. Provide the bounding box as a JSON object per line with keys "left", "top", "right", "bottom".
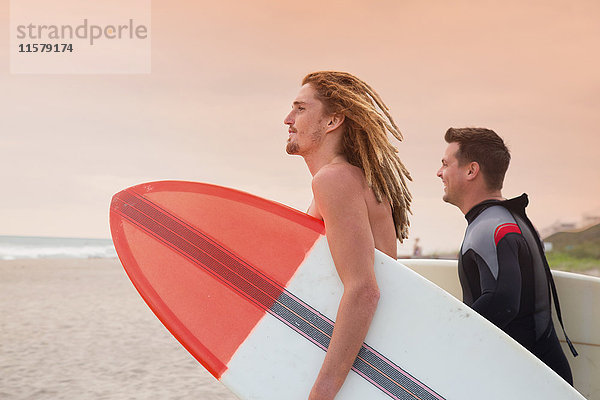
{"left": 286, "top": 139, "right": 299, "bottom": 155}
{"left": 285, "top": 128, "right": 324, "bottom": 155}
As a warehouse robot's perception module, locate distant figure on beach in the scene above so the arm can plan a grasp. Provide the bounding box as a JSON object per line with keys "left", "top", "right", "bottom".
{"left": 437, "top": 127, "right": 575, "bottom": 384}
{"left": 412, "top": 238, "right": 422, "bottom": 258}
{"left": 284, "top": 71, "right": 411, "bottom": 399}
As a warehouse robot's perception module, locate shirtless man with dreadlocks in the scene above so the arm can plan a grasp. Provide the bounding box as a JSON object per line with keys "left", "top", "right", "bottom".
{"left": 284, "top": 71, "right": 412, "bottom": 400}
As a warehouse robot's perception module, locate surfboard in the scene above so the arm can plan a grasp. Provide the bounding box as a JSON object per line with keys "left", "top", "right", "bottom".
{"left": 109, "top": 181, "right": 586, "bottom": 400}
{"left": 400, "top": 259, "right": 600, "bottom": 400}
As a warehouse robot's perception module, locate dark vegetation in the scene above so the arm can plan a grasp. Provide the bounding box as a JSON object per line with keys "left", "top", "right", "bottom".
{"left": 544, "top": 223, "right": 600, "bottom": 273}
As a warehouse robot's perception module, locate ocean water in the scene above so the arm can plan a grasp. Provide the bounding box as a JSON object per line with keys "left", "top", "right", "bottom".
{"left": 0, "top": 235, "right": 117, "bottom": 260}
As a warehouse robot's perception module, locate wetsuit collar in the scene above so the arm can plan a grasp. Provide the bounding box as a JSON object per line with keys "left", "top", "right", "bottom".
{"left": 465, "top": 193, "right": 529, "bottom": 224}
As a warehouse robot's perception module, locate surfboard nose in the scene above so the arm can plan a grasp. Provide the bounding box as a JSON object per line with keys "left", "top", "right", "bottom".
{"left": 109, "top": 181, "right": 324, "bottom": 378}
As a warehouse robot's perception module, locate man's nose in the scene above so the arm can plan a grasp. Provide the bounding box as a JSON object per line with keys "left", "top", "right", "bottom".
{"left": 284, "top": 112, "right": 293, "bottom": 126}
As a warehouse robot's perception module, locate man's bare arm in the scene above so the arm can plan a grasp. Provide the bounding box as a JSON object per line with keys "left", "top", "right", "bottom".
{"left": 308, "top": 164, "right": 380, "bottom": 400}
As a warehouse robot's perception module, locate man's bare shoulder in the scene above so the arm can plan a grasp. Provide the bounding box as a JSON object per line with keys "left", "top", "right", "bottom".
{"left": 312, "top": 162, "right": 366, "bottom": 197}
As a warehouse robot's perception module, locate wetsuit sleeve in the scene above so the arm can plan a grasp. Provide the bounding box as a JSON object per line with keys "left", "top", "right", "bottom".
{"left": 470, "top": 233, "right": 523, "bottom": 328}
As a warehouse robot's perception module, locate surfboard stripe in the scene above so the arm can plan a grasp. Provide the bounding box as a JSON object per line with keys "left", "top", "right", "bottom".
{"left": 112, "top": 189, "right": 444, "bottom": 400}
{"left": 114, "top": 192, "right": 288, "bottom": 304}
{"left": 119, "top": 191, "right": 287, "bottom": 296}
{"left": 112, "top": 198, "right": 282, "bottom": 322}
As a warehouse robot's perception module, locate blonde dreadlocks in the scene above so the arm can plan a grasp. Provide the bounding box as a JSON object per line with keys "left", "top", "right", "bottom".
{"left": 302, "top": 71, "right": 412, "bottom": 242}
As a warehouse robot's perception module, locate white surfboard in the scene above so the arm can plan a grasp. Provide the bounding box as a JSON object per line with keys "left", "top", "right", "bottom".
{"left": 401, "top": 259, "right": 600, "bottom": 400}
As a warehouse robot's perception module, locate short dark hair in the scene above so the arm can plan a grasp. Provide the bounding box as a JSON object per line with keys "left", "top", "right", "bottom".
{"left": 444, "top": 127, "right": 510, "bottom": 190}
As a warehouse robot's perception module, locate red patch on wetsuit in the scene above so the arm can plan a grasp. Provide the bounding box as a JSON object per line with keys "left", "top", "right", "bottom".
{"left": 494, "top": 223, "right": 521, "bottom": 246}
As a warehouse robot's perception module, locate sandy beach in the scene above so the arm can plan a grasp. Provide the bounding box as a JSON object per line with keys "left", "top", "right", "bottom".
{"left": 3, "top": 257, "right": 597, "bottom": 400}
{"left": 0, "top": 258, "right": 238, "bottom": 400}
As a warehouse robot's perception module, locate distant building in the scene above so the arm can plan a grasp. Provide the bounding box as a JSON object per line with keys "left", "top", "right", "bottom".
{"left": 541, "top": 211, "right": 600, "bottom": 239}
{"left": 541, "top": 221, "right": 577, "bottom": 239}
{"left": 542, "top": 211, "right": 600, "bottom": 256}
{"left": 582, "top": 213, "right": 600, "bottom": 228}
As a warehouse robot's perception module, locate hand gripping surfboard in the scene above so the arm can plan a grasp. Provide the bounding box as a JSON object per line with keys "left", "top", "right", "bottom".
{"left": 110, "top": 181, "right": 586, "bottom": 400}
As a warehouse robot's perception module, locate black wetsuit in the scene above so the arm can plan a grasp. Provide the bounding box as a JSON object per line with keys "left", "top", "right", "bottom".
{"left": 459, "top": 194, "right": 574, "bottom": 384}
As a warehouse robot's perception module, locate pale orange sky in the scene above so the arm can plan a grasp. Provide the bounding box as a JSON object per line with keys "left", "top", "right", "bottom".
{"left": 1, "top": 0, "right": 599, "bottom": 254}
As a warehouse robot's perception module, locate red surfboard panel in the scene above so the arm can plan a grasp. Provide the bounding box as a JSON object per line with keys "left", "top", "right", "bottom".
{"left": 110, "top": 181, "right": 324, "bottom": 378}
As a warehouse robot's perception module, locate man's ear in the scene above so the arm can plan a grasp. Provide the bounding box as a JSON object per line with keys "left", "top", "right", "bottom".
{"left": 325, "top": 113, "right": 345, "bottom": 133}
{"left": 466, "top": 161, "right": 480, "bottom": 181}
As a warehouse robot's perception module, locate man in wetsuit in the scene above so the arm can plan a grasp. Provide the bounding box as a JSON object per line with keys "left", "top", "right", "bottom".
{"left": 436, "top": 127, "right": 576, "bottom": 384}
{"left": 284, "top": 71, "right": 412, "bottom": 399}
